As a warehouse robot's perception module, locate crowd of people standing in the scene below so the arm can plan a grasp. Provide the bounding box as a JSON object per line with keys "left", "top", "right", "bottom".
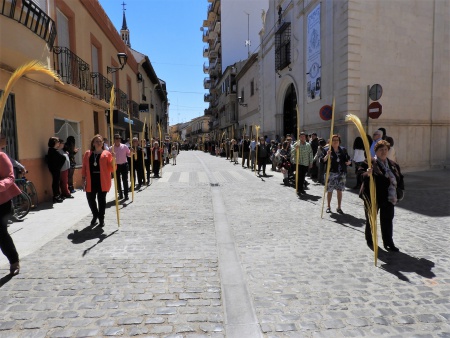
{"left": 203, "top": 128, "right": 403, "bottom": 252}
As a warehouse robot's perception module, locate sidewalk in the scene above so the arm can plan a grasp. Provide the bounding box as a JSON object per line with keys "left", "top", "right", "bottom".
{"left": 2, "top": 185, "right": 116, "bottom": 266}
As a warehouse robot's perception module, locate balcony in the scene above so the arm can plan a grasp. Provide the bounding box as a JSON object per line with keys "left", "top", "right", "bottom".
{"left": 213, "top": 20, "right": 221, "bottom": 33}
{"left": 204, "top": 93, "right": 213, "bottom": 103}
{"left": 53, "top": 46, "right": 91, "bottom": 92}
{"left": 90, "top": 72, "right": 113, "bottom": 103}
{"left": 202, "top": 29, "right": 209, "bottom": 42}
{"left": 204, "top": 78, "right": 212, "bottom": 89}
{"left": 209, "top": 49, "right": 218, "bottom": 59}
{"left": 203, "top": 46, "right": 209, "bottom": 57}
{"left": 115, "top": 88, "right": 128, "bottom": 112}
{"left": 128, "top": 100, "right": 139, "bottom": 119}
{"left": 203, "top": 62, "right": 210, "bottom": 74}
{"left": 1, "top": 0, "right": 56, "bottom": 49}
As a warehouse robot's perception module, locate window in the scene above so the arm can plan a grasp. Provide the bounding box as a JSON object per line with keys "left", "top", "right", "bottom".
{"left": 275, "top": 22, "right": 291, "bottom": 71}
{"left": 250, "top": 80, "right": 254, "bottom": 96}
{"left": 54, "top": 118, "right": 82, "bottom": 166}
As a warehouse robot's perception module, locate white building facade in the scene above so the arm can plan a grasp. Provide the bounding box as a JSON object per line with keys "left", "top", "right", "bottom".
{"left": 258, "top": 0, "right": 449, "bottom": 170}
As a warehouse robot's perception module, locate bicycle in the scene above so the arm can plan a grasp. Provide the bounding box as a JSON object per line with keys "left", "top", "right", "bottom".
{"left": 11, "top": 191, "right": 32, "bottom": 220}
{"left": 10, "top": 174, "right": 37, "bottom": 221}
{"left": 15, "top": 175, "right": 38, "bottom": 209}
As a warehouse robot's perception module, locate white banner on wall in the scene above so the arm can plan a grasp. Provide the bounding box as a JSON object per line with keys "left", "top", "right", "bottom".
{"left": 306, "top": 3, "right": 321, "bottom": 103}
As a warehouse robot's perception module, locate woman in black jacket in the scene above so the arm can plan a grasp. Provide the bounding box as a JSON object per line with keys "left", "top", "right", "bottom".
{"left": 360, "top": 140, "right": 404, "bottom": 252}
{"left": 47, "top": 137, "right": 66, "bottom": 203}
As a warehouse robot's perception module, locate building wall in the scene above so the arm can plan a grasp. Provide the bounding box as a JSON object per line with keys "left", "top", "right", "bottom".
{"left": 259, "top": 0, "right": 450, "bottom": 170}
{"left": 237, "top": 57, "right": 260, "bottom": 136}
{"left": 0, "top": 0, "right": 148, "bottom": 201}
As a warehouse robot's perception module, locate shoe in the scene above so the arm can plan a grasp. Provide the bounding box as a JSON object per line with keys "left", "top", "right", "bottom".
{"left": 263, "top": 173, "right": 267, "bottom": 177}
{"left": 336, "top": 208, "right": 344, "bottom": 214}
{"left": 70, "top": 189, "right": 76, "bottom": 194}
{"left": 118, "top": 195, "right": 123, "bottom": 200}
{"left": 10, "top": 262, "right": 20, "bottom": 276}
{"left": 384, "top": 243, "right": 400, "bottom": 252}
{"left": 98, "top": 218, "right": 105, "bottom": 227}
{"left": 53, "top": 196, "right": 63, "bottom": 203}
{"left": 326, "top": 207, "right": 331, "bottom": 213}
{"left": 64, "top": 195, "right": 74, "bottom": 199}
{"left": 124, "top": 196, "right": 129, "bottom": 201}
{"left": 297, "top": 190, "right": 306, "bottom": 195}
{"left": 90, "top": 216, "right": 98, "bottom": 226}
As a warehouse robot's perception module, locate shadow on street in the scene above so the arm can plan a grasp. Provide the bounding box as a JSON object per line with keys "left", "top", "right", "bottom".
{"left": 377, "top": 249, "right": 436, "bottom": 282}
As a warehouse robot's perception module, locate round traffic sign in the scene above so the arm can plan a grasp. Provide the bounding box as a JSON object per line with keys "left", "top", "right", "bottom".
{"left": 319, "top": 105, "right": 332, "bottom": 121}
{"left": 368, "top": 102, "right": 382, "bottom": 119}
{"left": 369, "top": 84, "right": 383, "bottom": 101}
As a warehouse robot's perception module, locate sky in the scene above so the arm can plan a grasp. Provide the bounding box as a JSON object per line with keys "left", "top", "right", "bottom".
{"left": 98, "top": 0, "right": 209, "bottom": 126}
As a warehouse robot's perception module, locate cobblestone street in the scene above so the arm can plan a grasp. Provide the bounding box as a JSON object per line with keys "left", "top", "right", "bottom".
{"left": 1, "top": 151, "right": 449, "bottom": 337}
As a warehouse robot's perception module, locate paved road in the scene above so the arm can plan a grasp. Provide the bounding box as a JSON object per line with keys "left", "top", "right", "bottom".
{"left": 1, "top": 151, "right": 449, "bottom": 337}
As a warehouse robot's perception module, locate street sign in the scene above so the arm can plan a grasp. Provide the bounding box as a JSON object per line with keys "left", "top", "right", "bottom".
{"left": 319, "top": 105, "right": 332, "bottom": 121}
{"left": 369, "top": 84, "right": 383, "bottom": 101}
{"left": 368, "top": 101, "right": 382, "bottom": 119}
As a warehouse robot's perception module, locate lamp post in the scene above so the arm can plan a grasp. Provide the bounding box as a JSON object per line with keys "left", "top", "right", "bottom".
{"left": 107, "top": 53, "right": 128, "bottom": 74}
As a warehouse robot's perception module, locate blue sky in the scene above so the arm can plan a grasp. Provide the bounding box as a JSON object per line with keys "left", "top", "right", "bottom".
{"left": 98, "top": 0, "right": 209, "bottom": 126}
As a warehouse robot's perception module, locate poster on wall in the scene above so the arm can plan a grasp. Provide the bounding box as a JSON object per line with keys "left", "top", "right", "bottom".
{"left": 306, "top": 3, "right": 321, "bottom": 103}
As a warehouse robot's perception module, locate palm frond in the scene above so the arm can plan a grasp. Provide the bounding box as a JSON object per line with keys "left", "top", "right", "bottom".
{"left": 345, "top": 114, "right": 378, "bottom": 265}
{"left": 0, "top": 60, "right": 63, "bottom": 132}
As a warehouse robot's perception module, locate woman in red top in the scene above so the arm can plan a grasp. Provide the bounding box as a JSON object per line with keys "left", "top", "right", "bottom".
{"left": 81, "top": 135, "right": 115, "bottom": 227}
{"left": 0, "top": 134, "right": 21, "bottom": 275}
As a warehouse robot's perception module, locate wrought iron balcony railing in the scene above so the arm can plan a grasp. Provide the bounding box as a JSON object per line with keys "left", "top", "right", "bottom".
{"left": 1, "top": 0, "right": 56, "bottom": 49}
{"left": 90, "top": 72, "right": 113, "bottom": 103}
{"left": 128, "top": 100, "right": 139, "bottom": 119}
{"left": 115, "top": 88, "right": 128, "bottom": 112}
{"left": 53, "top": 46, "right": 91, "bottom": 92}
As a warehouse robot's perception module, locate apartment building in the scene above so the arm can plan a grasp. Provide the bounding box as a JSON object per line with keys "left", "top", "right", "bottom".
{"left": 202, "top": 0, "right": 268, "bottom": 137}
{"left": 0, "top": 0, "right": 167, "bottom": 201}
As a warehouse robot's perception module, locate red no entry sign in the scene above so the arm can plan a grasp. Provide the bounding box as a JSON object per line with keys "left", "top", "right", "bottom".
{"left": 368, "top": 102, "right": 382, "bottom": 119}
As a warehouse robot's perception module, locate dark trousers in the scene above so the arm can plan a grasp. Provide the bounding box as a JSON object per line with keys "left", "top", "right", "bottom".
{"left": 145, "top": 159, "right": 150, "bottom": 181}
{"left": 297, "top": 165, "right": 309, "bottom": 192}
{"left": 116, "top": 163, "right": 129, "bottom": 197}
{"left": 86, "top": 191, "right": 107, "bottom": 220}
{"left": 153, "top": 160, "right": 160, "bottom": 177}
{"left": 242, "top": 152, "right": 250, "bottom": 167}
{"left": 257, "top": 157, "right": 267, "bottom": 174}
{"left": 365, "top": 202, "right": 395, "bottom": 245}
{"left": 0, "top": 201, "right": 19, "bottom": 264}
{"left": 50, "top": 169, "right": 61, "bottom": 197}
{"left": 68, "top": 167, "right": 75, "bottom": 190}
{"left": 133, "top": 163, "right": 144, "bottom": 185}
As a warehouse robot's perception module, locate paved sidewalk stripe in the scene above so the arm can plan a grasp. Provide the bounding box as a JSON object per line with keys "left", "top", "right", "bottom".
{"left": 179, "top": 171, "right": 189, "bottom": 183}
{"left": 196, "top": 153, "right": 263, "bottom": 338}
{"left": 212, "top": 171, "right": 228, "bottom": 183}
{"left": 158, "top": 171, "right": 172, "bottom": 182}
{"left": 198, "top": 171, "right": 209, "bottom": 183}
{"left": 228, "top": 170, "right": 247, "bottom": 181}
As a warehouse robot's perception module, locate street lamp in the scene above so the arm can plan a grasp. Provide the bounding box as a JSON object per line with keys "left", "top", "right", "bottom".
{"left": 238, "top": 96, "right": 247, "bottom": 107}
{"left": 107, "top": 52, "right": 128, "bottom": 73}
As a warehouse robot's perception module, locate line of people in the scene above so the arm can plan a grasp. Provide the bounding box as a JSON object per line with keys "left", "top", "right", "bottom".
{"left": 81, "top": 134, "right": 180, "bottom": 228}
{"left": 213, "top": 130, "right": 404, "bottom": 252}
